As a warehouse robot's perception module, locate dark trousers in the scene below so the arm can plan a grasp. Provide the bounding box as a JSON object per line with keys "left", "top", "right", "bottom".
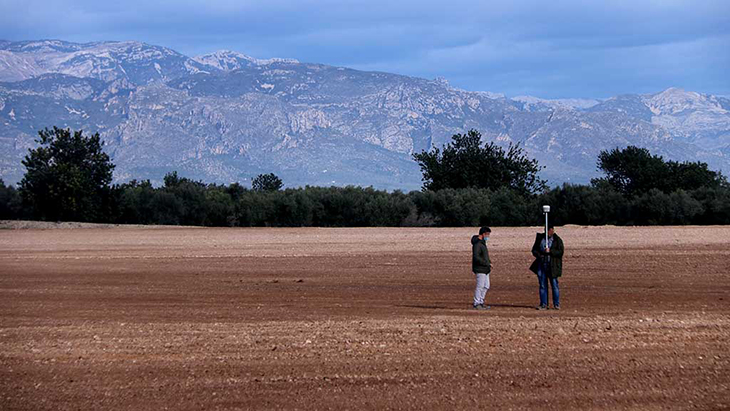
{"left": 537, "top": 263, "right": 559, "bottom": 307}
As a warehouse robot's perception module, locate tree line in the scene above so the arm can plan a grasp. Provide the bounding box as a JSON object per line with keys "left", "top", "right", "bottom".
{"left": 0, "top": 127, "right": 728, "bottom": 226}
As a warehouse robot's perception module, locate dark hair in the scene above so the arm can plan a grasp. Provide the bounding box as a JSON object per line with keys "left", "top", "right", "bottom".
{"left": 479, "top": 226, "right": 491, "bottom": 235}
{"left": 548, "top": 224, "right": 555, "bottom": 230}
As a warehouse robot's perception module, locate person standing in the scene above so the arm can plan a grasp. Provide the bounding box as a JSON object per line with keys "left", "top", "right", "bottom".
{"left": 529, "top": 224, "right": 564, "bottom": 310}
{"left": 471, "top": 227, "right": 492, "bottom": 310}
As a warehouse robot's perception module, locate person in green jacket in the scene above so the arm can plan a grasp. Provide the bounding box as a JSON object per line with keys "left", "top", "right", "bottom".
{"left": 471, "top": 226, "right": 492, "bottom": 310}
{"left": 529, "top": 224, "right": 564, "bottom": 310}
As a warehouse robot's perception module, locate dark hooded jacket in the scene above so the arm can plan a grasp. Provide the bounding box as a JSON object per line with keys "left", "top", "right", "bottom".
{"left": 529, "top": 232, "right": 564, "bottom": 278}
{"left": 471, "top": 235, "right": 491, "bottom": 274}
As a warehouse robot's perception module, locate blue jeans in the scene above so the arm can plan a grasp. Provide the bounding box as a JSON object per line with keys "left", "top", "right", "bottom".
{"left": 538, "top": 265, "right": 559, "bottom": 307}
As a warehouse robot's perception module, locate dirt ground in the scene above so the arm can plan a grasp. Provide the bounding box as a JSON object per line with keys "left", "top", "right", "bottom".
{"left": 0, "top": 224, "right": 728, "bottom": 410}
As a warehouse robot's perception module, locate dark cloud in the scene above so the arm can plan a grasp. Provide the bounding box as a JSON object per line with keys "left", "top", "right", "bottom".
{"left": 1, "top": 0, "right": 728, "bottom": 98}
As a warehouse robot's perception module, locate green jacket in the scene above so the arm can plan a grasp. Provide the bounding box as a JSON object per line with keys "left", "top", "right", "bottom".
{"left": 471, "top": 235, "right": 491, "bottom": 274}
{"left": 529, "top": 233, "right": 564, "bottom": 278}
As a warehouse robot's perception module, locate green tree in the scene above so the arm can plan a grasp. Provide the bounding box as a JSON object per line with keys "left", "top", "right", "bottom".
{"left": 252, "top": 173, "right": 283, "bottom": 192}
{"left": 538, "top": 184, "right": 629, "bottom": 226}
{"left": 114, "top": 179, "right": 156, "bottom": 224}
{"left": 666, "top": 160, "right": 726, "bottom": 191}
{"left": 19, "top": 127, "right": 115, "bottom": 222}
{"left": 0, "top": 179, "right": 23, "bottom": 219}
{"left": 413, "top": 129, "right": 546, "bottom": 195}
{"left": 631, "top": 188, "right": 673, "bottom": 225}
{"left": 592, "top": 146, "right": 726, "bottom": 197}
{"left": 237, "top": 190, "right": 277, "bottom": 226}
{"left": 690, "top": 186, "right": 730, "bottom": 225}
{"left": 204, "top": 186, "right": 236, "bottom": 227}
{"left": 488, "top": 187, "right": 533, "bottom": 226}
{"left": 666, "top": 190, "right": 703, "bottom": 225}
{"left": 592, "top": 146, "right": 668, "bottom": 196}
{"left": 162, "top": 172, "right": 208, "bottom": 225}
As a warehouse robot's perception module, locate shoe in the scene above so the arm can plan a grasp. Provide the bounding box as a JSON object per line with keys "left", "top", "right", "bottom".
{"left": 553, "top": 305, "right": 560, "bottom": 310}
{"left": 536, "top": 305, "right": 547, "bottom": 311}
{"left": 472, "top": 304, "right": 490, "bottom": 310}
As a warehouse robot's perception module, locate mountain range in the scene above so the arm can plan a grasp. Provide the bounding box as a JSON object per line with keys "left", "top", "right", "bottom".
{"left": 1, "top": 39, "right": 729, "bottom": 190}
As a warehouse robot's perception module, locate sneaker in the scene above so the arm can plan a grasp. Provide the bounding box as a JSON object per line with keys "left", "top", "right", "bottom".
{"left": 536, "top": 305, "right": 547, "bottom": 311}
{"left": 553, "top": 305, "right": 560, "bottom": 310}
{"left": 472, "top": 304, "right": 482, "bottom": 310}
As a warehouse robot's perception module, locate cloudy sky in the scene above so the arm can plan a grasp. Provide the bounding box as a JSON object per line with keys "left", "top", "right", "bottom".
{"left": 1, "top": 0, "right": 728, "bottom": 99}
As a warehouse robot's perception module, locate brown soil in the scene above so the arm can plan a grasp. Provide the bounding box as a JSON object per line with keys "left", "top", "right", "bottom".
{"left": 1, "top": 225, "right": 728, "bottom": 410}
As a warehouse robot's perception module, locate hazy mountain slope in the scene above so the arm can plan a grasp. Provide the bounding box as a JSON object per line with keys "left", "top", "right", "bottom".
{"left": 1, "top": 40, "right": 728, "bottom": 190}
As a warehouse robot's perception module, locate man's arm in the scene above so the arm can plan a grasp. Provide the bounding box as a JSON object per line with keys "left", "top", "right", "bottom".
{"left": 550, "top": 237, "right": 564, "bottom": 258}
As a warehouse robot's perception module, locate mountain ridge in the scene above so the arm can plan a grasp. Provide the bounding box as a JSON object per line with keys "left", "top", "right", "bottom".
{"left": 1, "top": 39, "right": 728, "bottom": 190}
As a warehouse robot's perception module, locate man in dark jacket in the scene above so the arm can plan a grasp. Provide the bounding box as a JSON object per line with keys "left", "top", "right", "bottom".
{"left": 529, "top": 224, "right": 564, "bottom": 310}
{"left": 471, "top": 226, "right": 492, "bottom": 310}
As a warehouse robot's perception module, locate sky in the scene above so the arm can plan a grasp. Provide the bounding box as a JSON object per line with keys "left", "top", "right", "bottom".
{"left": 1, "top": 0, "right": 728, "bottom": 99}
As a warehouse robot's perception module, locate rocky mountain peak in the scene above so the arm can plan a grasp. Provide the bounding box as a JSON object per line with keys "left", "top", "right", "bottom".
{"left": 0, "top": 39, "right": 728, "bottom": 189}
{"left": 646, "top": 87, "right": 727, "bottom": 115}
{"left": 208, "top": 49, "right": 254, "bottom": 59}
{"left": 194, "top": 50, "right": 300, "bottom": 72}
{"left": 512, "top": 95, "right": 600, "bottom": 111}
{"left": 1, "top": 39, "right": 81, "bottom": 53}
{"left": 0, "top": 40, "right": 209, "bottom": 85}
{"left": 193, "top": 50, "right": 257, "bottom": 71}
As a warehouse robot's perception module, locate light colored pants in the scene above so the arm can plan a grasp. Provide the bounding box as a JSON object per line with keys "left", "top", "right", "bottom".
{"left": 473, "top": 272, "right": 490, "bottom": 306}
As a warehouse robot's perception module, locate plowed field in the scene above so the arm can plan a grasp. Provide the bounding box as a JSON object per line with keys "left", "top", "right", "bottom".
{"left": 1, "top": 225, "right": 728, "bottom": 410}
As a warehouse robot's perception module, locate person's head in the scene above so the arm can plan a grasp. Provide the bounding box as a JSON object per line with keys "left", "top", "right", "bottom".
{"left": 479, "top": 226, "right": 491, "bottom": 240}
{"left": 547, "top": 224, "right": 555, "bottom": 237}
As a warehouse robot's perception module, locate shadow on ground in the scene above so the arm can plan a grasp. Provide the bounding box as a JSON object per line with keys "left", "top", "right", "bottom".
{"left": 398, "top": 303, "right": 536, "bottom": 310}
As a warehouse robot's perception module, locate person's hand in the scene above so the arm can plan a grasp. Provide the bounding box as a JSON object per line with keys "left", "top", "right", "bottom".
{"left": 545, "top": 248, "right": 550, "bottom": 254}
